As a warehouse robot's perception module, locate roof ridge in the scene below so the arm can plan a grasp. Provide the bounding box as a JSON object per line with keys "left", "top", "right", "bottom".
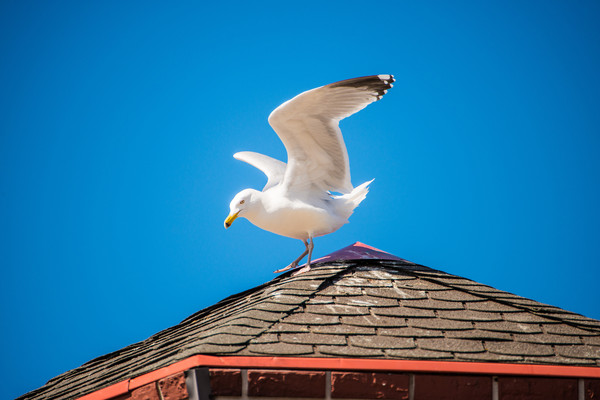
{"left": 31, "top": 265, "right": 352, "bottom": 399}
{"left": 405, "top": 269, "right": 600, "bottom": 334}
{"left": 244, "top": 263, "right": 360, "bottom": 346}
{"left": 72, "top": 277, "right": 287, "bottom": 371}
{"left": 325, "top": 260, "right": 600, "bottom": 333}
{"left": 178, "top": 267, "right": 344, "bottom": 340}
{"left": 179, "top": 260, "right": 374, "bottom": 326}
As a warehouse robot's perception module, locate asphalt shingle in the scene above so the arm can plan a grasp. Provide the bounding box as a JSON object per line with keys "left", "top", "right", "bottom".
{"left": 583, "top": 336, "right": 600, "bottom": 346}
{"left": 349, "top": 335, "right": 415, "bottom": 350}
{"left": 342, "top": 315, "right": 407, "bottom": 328}
{"left": 400, "top": 298, "right": 465, "bottom": 310}
{"left": 556, "top": 345, "right": 600, "bottom": 359}
{"left": 200, "top": 333, "right": 253, "bottom": 346}
{"left": 317, "top": 345, "right": 384, "bottom": 358}
{"left": 485, "top": 341, "right": 555, "bottom": 357}
{"left": 282, "top": 312, "right": 340, "bottom": 326}
{"left": 250, "top": 333, "right": 278, "bottom": 344}
{"left": 513, "top": 333, "right": 582, "bottom": 345}
{"left": 364, "top": 287, "right": 427, "bottom": 300}
{"left": 455, "top": 352, "right": 524, "bottom": 362}
{"left": 305, "top": 304, "right": 370, "bottom": 316}
{"left": 474, "top": 320, "right": 544, "bottom": 334}
{"left": 306, "top": 295, "right": 335, "bottom": 305}
{"left": 408, "top": 318, "right": 473, "bottom": 331}
{"left": 372, "top": 306, "right": 436, "bottom": 318}
{"left": 312, "top": 324, "right": 376, "bottom": 336}
{"left": 335, "top": 295, "right": 399, "bottom": 307}
{"left": 466, "top": 301, "right": 522, "bottom": 313}
{"left": 378, "top": 327, "right": 445, "bottom": 338}
{"left": 246, "top": 342, "right": 314, "bottom": 356}
{"left": 385, "top": 348, "right": 454, "bottom": 359}
{"left": 268, "top": 322, "right": 310, "bottom": 333}
{"left": 504, "top": 312, "right": 561, "bottom": 324}
{"left": 417, "top": 338, "right": 485, "bottom": 353}
{"left": 428, "top": 290, "right": 486, "bottom": 302}
{"left": 545, "top": 324, "right": 599, "bottom": 336}
{"left": 437, "top": 309, "right": 503, "bottom": 322}
{"left": 446, "top": 329, "right": 512, "bottom": 341}
{"left": 334, "top": 276, "right": 393, "bottom": 288}
{"left": 279, "top": 332, "right": 347, "bottom": 346}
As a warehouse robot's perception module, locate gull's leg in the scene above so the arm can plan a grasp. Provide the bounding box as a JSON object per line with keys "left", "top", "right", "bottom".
{"left": 274, "top": 240, "right": 309, "bottom": 273}
{"left": 292, "top": 237, "right": 314, "bottom": 276}
{"left": 306, "top": 237, "right": 314, "bottom": 266}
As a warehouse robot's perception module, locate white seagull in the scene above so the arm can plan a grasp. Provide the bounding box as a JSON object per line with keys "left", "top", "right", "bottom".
{"left": 224, "top": 74, "right": 394, "bottom": 275}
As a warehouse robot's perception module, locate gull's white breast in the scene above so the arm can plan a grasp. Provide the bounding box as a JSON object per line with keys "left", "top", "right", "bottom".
{"left": 247, "top": 188, "right": 347, "bottom": 240}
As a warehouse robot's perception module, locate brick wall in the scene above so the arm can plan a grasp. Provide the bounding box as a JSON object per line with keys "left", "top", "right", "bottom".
{"left": 108, "top": 369, "right": 600, "bottom": 400}
{"left": 208, "top": 369, "right": 600, "bottom": 400}
{"left": 128, "top": 372, "right": 188, "bottom": 400}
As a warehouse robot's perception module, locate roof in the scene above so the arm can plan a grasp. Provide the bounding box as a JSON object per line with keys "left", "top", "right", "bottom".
{"left": 19, "top": 242, "right": 600, "bottom": 400}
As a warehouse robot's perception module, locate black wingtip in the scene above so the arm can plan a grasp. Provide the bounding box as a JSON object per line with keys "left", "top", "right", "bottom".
{"left": 328, "top": 74, "right": 395, "bottom": 99}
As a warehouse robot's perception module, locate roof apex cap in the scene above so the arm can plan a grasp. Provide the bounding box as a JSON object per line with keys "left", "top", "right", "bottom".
{"left": 311, "top": 242, "right": 409, "bottom": 264}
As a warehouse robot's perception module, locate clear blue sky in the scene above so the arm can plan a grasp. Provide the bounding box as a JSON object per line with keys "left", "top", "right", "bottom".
{"left": 2, "top": 1, "right": 599, "bottom": 398}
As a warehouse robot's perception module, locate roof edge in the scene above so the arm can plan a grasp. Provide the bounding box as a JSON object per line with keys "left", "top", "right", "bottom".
{"left": 78, "top": 354, "right": 600, "bottom": 400}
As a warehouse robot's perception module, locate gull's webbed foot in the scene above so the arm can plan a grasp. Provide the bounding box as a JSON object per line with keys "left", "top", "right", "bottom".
{"left": 292, "top": 264, "right": 311, "bottom": 276}
{"left": 274, "top": 262, "right": 297, "bottom": 273}
{"left": 290, "top": 238, "right": 314, "bottom": 276}
{"left": 292, "top": 238, "right": 315, "bottom": 276}
{"left": 274, "top": 240, "right": 309, "bottom": 274}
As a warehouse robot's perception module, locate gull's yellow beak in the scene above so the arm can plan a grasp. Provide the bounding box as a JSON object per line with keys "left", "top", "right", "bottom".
{"left": 224, "top": 211, "right": 240, "bottom": 229}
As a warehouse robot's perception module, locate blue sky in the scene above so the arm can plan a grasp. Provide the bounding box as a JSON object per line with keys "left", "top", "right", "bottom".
{"left": 2, "top": 1, "right": 599, "bottom": 398}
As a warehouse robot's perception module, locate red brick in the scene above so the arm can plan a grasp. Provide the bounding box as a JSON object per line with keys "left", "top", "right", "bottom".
{"left": 331, "top": 372, "right": 409, "bottom": 399}
{"left": 131, "top": 383, "right": 160, "bottom": 400}
{"left": 498, "top": 377, "right": 578, "bottom": 400}
{"left": 158, "top": 372, "right": 188, "bottom": 400}
{"left": 210, "top": 368, "right": 242, "bottom": 396}
{"left": 414, "top": 374, "right": 492, "bottom": 400}
{"left": 248, "top": 370, "right": 326, "bottom": 398}
{"left": 586, "top": 379, "right": 600, "bottom": 400}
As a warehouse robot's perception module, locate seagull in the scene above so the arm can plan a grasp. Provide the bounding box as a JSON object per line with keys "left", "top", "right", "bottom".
{"left": 224, "top": 74, "right": 394, "bottom": 275}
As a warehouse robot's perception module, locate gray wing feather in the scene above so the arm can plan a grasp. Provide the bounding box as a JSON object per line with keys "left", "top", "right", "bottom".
{"left": 234, "top": 151, "right": 287, "bottom": 191}
{"left": 268, "top": 74, "right": 394, "bottom": 194}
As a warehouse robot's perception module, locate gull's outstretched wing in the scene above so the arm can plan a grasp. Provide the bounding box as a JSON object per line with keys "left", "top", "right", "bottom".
{"left": 268, "top": 74, "right": 394, "bottom": 194}
{"left": 234, "top": 151, "right": 287, "bottom": 191}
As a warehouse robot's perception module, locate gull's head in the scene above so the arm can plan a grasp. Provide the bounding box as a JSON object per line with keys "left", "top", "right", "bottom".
{"left": 224, "top": 189, "right": 257, "bottom": 229}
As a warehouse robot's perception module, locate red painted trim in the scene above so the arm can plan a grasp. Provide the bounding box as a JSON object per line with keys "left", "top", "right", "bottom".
{"left": 78, "top": 380, "right": 128, "bottom": 400}
{"left": 78, "top": 355, "right": 600, "bottom": 400}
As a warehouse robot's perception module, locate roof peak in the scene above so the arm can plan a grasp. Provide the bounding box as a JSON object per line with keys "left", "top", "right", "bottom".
{"left": 309, "top": 242, "right": 410, "bottom": 265}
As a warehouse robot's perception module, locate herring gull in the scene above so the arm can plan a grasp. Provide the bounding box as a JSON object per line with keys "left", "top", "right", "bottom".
{"left": 224, "top": 74, "right": 395, "bottom": 274}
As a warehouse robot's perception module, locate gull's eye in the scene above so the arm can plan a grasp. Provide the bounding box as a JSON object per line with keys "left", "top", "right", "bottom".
{"left": 240, "top": 200, "right": 245, "bottom": 205}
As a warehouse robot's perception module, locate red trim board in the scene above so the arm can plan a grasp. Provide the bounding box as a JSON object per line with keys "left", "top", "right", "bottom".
{"left": 78, "top": 354, "right": 600, "bottom": 400}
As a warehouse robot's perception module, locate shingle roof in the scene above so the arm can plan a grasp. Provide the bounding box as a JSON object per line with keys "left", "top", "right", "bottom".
{"left": 19, "top": 243, "right": 600, "bottom": 400}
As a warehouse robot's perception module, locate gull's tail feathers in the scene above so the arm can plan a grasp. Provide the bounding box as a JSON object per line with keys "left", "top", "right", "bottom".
{"left": 332, "top": 179, "right": 374, "bottom": 220}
